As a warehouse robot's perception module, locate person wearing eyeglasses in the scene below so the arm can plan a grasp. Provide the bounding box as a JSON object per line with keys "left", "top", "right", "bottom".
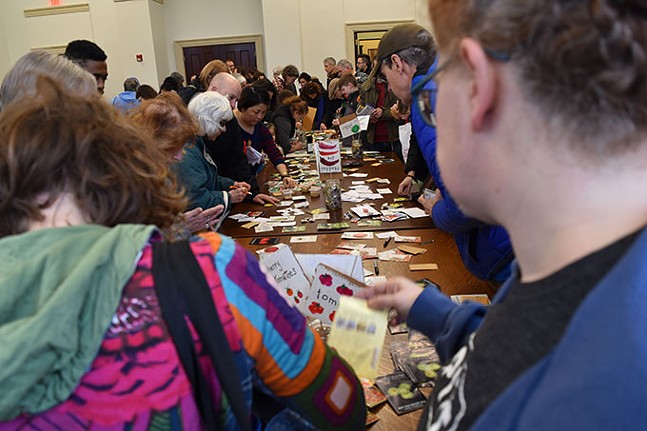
{"left": 379, "top": 23, "right": 514, "bottom": 284}
{"left": 360, "top": 0, "right": 647, "bottom": 429}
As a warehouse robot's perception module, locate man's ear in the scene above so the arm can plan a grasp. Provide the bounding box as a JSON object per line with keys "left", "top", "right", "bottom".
{"left": 458, "top": 38, "right": 498, "bottom": 131}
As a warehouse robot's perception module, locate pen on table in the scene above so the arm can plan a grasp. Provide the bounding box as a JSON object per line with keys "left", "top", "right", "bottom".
{"left": 373, "top": 260, "right": 380, "bottom": 275}
{"left": 383, "top": 237, "right": 392, "bottom": 248}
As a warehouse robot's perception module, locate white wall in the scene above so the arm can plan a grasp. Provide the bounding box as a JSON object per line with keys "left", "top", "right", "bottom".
{"left": 0, "top": 0, "right": 431, "bottom": 98}
{"left": 163, "top": 0, "right": 265, "bottom": 77}
{"left": 261, "top": 0, "right": 302, "bottom": 77}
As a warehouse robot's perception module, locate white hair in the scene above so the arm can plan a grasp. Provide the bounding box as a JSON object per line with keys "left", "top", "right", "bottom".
{"left": 188, "top": 91, "right": 233, "bottom": 137}
{"left": 0, "top": 50, "right": 96, "bottom": 110}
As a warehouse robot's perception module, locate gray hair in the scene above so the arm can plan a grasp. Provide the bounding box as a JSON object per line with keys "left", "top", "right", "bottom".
{"left": 323, "top": 57, "right": 336, "bottom": 67}
{"left": 123, "top": 77, "right": 140, "bottom": 92}
{"left": 337, "top": 59, "right": 353, "bottom": 71}
{"left": 188, "top": 91, "right": 233, "bottom": 137}
{"left": 272, "top": 66, "right": 283, "bottom": 77}
{"left": 382, "top": 29, "right": 435, "bottom": 72}
{"left": 0, "top": 50, "right": 96, "bottom": 110}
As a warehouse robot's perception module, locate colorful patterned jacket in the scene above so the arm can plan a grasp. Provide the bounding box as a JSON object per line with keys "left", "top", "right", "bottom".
{"left": 0, "top": 226, "right": 365, "bottom": 430}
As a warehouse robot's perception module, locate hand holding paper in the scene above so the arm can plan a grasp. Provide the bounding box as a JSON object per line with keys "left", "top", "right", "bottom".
{"left": 355, "top": 276, "right": 425, "bottom": 324}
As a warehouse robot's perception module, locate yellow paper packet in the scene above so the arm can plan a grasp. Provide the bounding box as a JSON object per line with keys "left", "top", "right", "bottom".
{"left": 327, "top": 296, "right": 388, "bottom": 380}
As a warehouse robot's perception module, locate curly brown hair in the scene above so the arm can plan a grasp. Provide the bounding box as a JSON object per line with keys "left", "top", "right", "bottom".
{"left": 129, "top": 92, "right": 199, "bottom": 159}
{"left": 0, "top": 76, "right": 186, "bottom": 237}
{"left": 429, "top": 0, "right": 647, "bottom": 155}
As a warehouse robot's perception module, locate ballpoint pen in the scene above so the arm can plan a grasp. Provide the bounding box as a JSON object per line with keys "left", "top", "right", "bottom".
{"left": 383, "top": 237, "right": 392, "bottom": 248}
{"left": 373, "top": 260, "right": 380, "bottom": 275}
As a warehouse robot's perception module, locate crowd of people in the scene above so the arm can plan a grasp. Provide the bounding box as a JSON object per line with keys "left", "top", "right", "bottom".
{"left": 1, "top": 0, "right": 646, "bottom": 429}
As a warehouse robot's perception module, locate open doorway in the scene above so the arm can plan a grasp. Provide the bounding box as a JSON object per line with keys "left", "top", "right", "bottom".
{"left": 345, "top": 21, "right": 414, "bottom": 65}
{"left": 174, "top": 35, "right": 264, "bottom": 83}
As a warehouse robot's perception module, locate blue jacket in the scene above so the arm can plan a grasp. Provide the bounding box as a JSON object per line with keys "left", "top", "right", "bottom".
{"left": 111, "top": 91, "right": 140, "bottom": 113}
{"left": 409, "top": 227, "right": 647, "bottom": 430}
{"left": 172, "top": 136, "right": 234, "bottom": 212}
{"left": 411, "top": 62, "right": 513, "bottom": 281}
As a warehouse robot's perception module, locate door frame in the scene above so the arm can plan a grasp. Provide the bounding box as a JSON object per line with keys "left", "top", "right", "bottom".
{"left": 345, "top": 20, "right": 414, "bottom": 63}
{"left": 174, "top": 35, "right": 264, "bottom": 79}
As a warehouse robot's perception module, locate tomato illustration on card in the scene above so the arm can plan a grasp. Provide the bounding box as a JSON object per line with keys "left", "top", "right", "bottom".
{"left": 308, "top": 263, "right": 366, "bottom": 325}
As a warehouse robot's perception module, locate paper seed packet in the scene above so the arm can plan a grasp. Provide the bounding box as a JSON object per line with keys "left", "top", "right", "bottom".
{"left": 375, "top": 372, "right": 426, "bottom": 415}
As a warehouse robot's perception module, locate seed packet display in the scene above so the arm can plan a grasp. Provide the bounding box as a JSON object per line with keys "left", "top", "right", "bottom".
{"left": 397, "top": 346, "right": 442, "bottom": 388}
{"left": 375, "top": 372, "right": 426, "bottom": 415}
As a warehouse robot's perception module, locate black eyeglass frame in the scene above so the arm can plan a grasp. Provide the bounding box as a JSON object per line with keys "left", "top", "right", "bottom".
{"left": 411, "top": 49, "right": 512, "bottom": 128}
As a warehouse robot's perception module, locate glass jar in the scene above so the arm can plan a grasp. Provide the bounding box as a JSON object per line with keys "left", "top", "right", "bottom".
{"left": 351, "top": 136, "right": 363, "bottom": 160}
{"left": 323, "top": 179, "right": 342, "bottom": 211}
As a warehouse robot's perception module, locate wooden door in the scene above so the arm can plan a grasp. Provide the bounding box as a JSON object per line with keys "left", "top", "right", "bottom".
{"left": 183, "top": 43, "right": 257, "bottom": 80}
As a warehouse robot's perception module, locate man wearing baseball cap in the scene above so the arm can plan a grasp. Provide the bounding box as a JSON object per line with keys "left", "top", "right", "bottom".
{"left": 378, "top": 23, "right": 514, "bottom": 283}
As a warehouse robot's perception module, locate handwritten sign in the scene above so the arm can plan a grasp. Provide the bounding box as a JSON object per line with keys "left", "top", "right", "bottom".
{"left": 257, "top": 244, "right": 311, "bottom": 313}
{"left": 314, "top": 140, "right": 341, "bottom": 174}
{"left": 306, "top": 263, "right": 366, "bottom": 325}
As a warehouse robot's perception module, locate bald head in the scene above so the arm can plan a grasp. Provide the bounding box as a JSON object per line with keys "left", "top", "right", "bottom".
{"left": 208, "top": 72, "right": 242, "bottom": 109}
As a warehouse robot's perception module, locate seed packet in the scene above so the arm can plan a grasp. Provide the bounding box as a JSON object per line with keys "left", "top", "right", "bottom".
{"left": 375, "top": 372, "right": 426, "bottom": 415}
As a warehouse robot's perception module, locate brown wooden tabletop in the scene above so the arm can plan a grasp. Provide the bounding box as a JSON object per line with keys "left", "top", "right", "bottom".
{"left": 220, "top": 153, "right": 435, "bottom": 238}
{"left": 236, "top": 228, "right": 492, "bottom": 430}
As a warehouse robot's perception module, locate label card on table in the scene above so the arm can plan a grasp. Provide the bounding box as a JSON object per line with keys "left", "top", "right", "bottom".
{"left": 328, "top": 296, "right": 388, "bottom": 380}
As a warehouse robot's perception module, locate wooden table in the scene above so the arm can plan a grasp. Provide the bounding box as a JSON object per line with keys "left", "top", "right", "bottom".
{"left": 220, "top": 153, "right": 435, "bottom": 238}
{"left": 221, "top": 152, "right": 491, "bottom": 430}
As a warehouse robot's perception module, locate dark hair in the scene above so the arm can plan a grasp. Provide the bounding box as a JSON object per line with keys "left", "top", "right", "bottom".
{"left": 381, "top": 29, "right": 436, "bottom": 73}
{"left": 298, "top": 72, "right": 312, "bottom": 82}
{"left": 238, "top": 86, "right": 270, "bottom": 111}
{"left": 301, "top": 81, "right": 323, "bottom": 100}
{"left": 282, "top": 64, "right": 300, "bottom": 78}
{"left": 64, "top": 39, "right": 107, "bottom": 63}
{"left": 251, "top": 78, "right": 278, "bottom": 109}
{"left": 277, "top": 89, "right": 296, "bottom": 104}
{"left": 429, "top": 0, "right": 647, "bottom": 155}
{"left": 136, "top": 84, "right": 157, "bottom": 100}
{"left": 130, "top": 92, "right": 199, "bottom": 159}
{"left": 357, "top": 54, "right": 372, "bottom": 73}
{"left": 159, "top": 76, "right": 179, "bottom": 93}
{"left": 0, "top": 76, "right": 185, "bottom": 237}
{"left": 338, "top": 74, "right": 358, "bottom": 88}
{"left": 281, "top": 95, "right": 308, "bottom": 115}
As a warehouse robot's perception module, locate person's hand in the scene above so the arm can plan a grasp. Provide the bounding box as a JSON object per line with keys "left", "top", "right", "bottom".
{"left": 372, "top": 107, "right": 383, "bottom": 119}
{"left": 296, "top": 121, "right": 303, "bottom": 130}
{"left": 320, "top": 123, "right": 328, "bottom": 130}
{"left": 398, "top": 176, "right": 414, "bottom": 196}
{"left": 229, "top": 188, "right": 247, "bottom": 203}
{"left": 282, "top": 176, "right": 297, "bottom": 188}
{"left": 183, "top": 205, "right": 224, "bottom": 232}
{"left": 232, "top": 181, "right": 250, "bottom": 194}
{"left": 253, "top": 193, "right": 280, "bottom": 205}
{"left": 418, "top": 191, "right": 441, "bottom": 215}
{"left": 289, "top": 141, "right": 304, "bottom": 153}
{"left": 355, "top": 277, "right": 424, "bottom": 324}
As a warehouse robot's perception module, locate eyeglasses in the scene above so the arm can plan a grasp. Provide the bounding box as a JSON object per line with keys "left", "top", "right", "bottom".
{"left": 410, "top": 59, "right": 452, "bottom": 128}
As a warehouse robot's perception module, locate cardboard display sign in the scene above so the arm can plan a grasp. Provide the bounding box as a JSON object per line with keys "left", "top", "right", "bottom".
{"left": 302, "top": 107, "right": 317, "bottom": 131}
{"left": 315, "top": 140, "right": 342, "bottom": 173}
{"left": 306, "top": 263, "right": 366, "bottom": 325}
{"left": 257, "top": 244, "right": 310, "bottom": 313}
{"left": 339, "top": 113, "right": 361, "bottom": 138}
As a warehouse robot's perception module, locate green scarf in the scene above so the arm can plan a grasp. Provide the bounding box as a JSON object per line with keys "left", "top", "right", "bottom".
{"left": 0, "top": 224, "right": 156, "bottom": 420}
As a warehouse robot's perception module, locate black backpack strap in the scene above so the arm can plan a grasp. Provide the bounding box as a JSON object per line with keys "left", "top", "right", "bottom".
{"left": 152, "top": 240, "right": 252, "bottom": 431}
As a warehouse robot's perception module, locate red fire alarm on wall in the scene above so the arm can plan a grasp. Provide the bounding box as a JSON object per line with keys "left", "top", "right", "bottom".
{"left": 136, "top": 53, "right": 143, "bottom": 62}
